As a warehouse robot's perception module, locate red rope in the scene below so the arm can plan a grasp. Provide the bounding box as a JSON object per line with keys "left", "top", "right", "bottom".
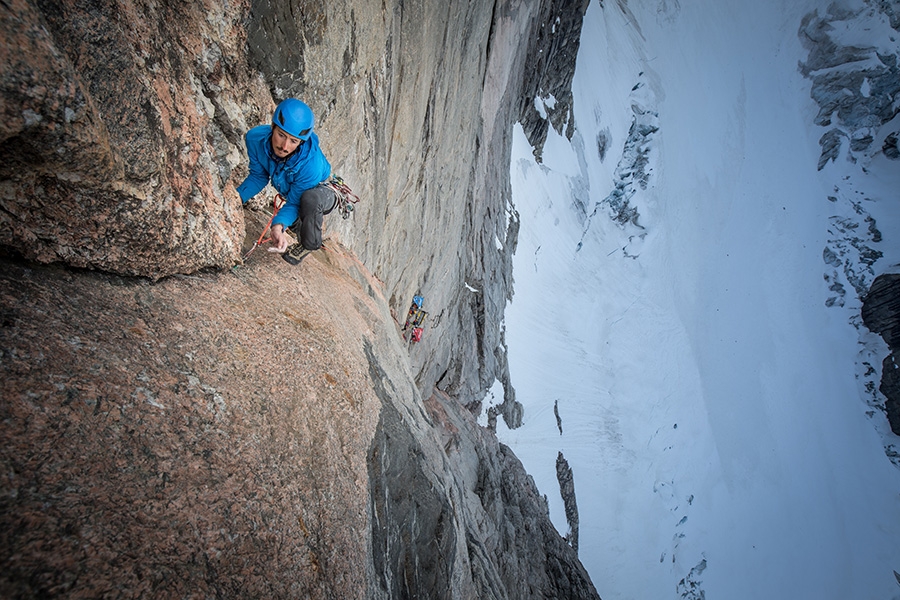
{"left": 242, "top": 194, "right": 285, "bottom": 260}
{"left": 257, "top": 193, "right": 285, "bottom": 244}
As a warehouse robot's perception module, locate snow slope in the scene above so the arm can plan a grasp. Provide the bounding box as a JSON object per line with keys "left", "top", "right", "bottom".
{"left": 490, "top": 1, "right": 900, "bottom": 598}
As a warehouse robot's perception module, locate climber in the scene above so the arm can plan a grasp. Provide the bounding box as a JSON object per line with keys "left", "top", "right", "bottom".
{"left": 237, "top": 98, "right": 336, "bottom": 265}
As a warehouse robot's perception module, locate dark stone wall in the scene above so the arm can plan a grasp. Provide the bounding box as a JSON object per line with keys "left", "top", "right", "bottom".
{"left": 517, "top": 0, "right": 591, "bottom": 161}
{"left": 862, "top": 273, "right": 900, "bottom": 434}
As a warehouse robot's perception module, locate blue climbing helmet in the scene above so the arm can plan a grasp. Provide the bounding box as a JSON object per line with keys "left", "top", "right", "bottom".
{"left": 272, "top": 98, "right": 314, "bottom": 141}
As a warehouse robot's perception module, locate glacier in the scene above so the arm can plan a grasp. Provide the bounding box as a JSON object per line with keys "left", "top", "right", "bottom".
{"left": 487, "top": 1, "right": 900, "bottom": 598}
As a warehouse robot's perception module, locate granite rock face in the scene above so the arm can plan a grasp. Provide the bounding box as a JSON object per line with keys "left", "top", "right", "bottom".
{"left": 0, "top": 0, "right": 585, "bottom": 407}
{"left": 1, "top": 0, "right": 598, "bottom": 597}
{"left": 0, "top": 0, "right": 264, "bottom": 276}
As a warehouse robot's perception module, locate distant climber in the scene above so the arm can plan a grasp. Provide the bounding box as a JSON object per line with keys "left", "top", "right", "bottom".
{"left": 237, "top": 98, "right": 335, "bottom": 265}
{"left": 402, "top": 295, "right": 428, "bottom": 343}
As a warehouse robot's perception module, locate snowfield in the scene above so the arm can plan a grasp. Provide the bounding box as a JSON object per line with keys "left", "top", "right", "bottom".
{"left": 489, "top": 1, "right": 900, "bottom": 598}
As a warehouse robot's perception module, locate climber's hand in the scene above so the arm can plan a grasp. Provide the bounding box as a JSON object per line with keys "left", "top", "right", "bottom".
{"left": 270, "top": 224, "right": 290, "bottom": 253}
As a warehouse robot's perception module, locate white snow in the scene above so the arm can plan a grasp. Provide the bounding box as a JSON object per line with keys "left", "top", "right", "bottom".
{"left": 534, "top": 95, "right": 548, "bottom": 119}
{"left": 498, "top": 1, "right": 900, "bottom": 599}
{"left": 535, "top": 93, "right": 559, "bottom": 120}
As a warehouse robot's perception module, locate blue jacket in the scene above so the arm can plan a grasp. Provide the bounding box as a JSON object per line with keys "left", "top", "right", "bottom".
{"left": 237, "top": 125, "right": 332, "bottom": 229}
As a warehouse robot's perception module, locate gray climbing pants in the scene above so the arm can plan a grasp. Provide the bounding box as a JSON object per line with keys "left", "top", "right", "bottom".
{"left": 289, "top": 184, "right": 337, "bottom": 250}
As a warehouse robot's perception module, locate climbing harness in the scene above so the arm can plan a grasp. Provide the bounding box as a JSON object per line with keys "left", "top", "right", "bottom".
{"left": 402, "top": 295, "right": 428, "bottom": 343}
{"left": 240, "top": 176, "right": 358, "bottom": 264}
{"left": 241, "top": 193, "right": 286, "bottom": 261}
{"left": 324, "top": 175, "right": 360, "bottom": 220}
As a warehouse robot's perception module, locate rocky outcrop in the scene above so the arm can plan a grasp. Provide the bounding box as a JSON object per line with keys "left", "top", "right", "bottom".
{"left": 799, "top": 2, "right": 900, "bottom": 170}
{"left": 517, "top": 0, "right": 590, "bottom": 161}
{"left": 0, "top": 252, "right": 382, "bottom": 598}
{"left": 370, "top": 386, "right": 598, "bottom": 599}
{"left": 555, "top": 451, "right": 579, "bottom": 553}
{"left": 0, "top": 0, "right": 599, "bottom": 597}
{"left": 0, "top": 0, "right": 261, "bottom": 275}
{"left": 862, "top": 273, "right": 900, "bottom": 435}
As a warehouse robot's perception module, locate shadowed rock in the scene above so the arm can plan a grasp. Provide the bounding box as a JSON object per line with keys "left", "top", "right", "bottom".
{"left": 862, "top": 273, "right": 900, "bottom": 435}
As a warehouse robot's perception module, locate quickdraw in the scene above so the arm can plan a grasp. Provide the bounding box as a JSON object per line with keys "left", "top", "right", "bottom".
{"left": 324, "top": 175, "right": 360, "bottom": 220}
{"left": 242, "top": 193, "right": 286, "bottom": 261}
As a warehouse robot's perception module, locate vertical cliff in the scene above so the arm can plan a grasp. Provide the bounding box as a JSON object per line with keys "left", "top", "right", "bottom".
{"left": 0, "top": 0, "right": 583, "bottom": 406}
{"left": 0, "top": 0, "right": 597, "bottom": 597}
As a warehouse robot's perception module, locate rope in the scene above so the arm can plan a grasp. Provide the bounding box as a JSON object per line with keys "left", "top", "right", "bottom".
{"left": 242, "top": 193, "right": 286, "bottom": 261}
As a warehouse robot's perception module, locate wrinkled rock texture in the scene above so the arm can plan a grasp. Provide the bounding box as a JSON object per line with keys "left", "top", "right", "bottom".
{"left": 0, "top": 0, "right": 258, "bottom": 275}
{"left": 1, "top": 0, "right": 597, "bottom": 598}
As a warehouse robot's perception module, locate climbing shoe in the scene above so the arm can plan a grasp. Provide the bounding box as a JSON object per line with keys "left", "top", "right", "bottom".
{"left": 282, "top": 243, "right": 313, "bottom": 265}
